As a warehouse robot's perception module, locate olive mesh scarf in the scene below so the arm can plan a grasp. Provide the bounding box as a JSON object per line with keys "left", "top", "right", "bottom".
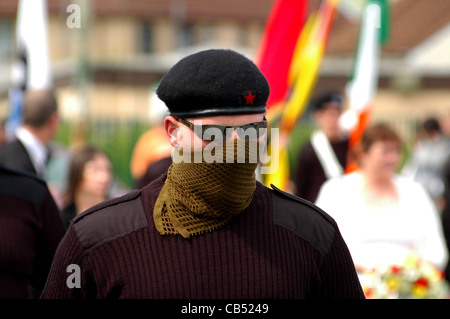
{"left": 153, "top": 140, "right": 260, "bottom": 238}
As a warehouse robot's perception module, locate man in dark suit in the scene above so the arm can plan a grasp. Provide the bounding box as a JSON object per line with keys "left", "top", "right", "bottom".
{"left": 0, "top": 90, "right": 59, "bottom": 178}
{"left": 0, "top": 164, "right": 65, "bottom": 298}
{"left": 0, "top": 138, "right": 36, "bottom": 174}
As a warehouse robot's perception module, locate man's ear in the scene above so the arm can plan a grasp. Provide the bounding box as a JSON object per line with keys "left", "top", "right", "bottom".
{"left": 164, "top": 116, "right": 179, "bottom": 147}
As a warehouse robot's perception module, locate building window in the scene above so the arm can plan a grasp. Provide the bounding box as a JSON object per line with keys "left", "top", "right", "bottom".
{"left": 197, "top": 24, "right": 215, "bottom": 44}
{"left": 0, "top": 19, "right": 13, "bottom": 59}
{"left": 178, "top": 22, "right": 195, "bottom": 48}
{"left": 139, "top": 21, "right": 153, "bottom": 53}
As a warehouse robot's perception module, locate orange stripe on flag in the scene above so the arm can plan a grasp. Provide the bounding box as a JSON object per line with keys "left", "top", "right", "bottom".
{"left": 345, "top": 107, "right": 372, "bottom": 174}
{"left": 279, "top": 0, "right": 339, "bottom": 133}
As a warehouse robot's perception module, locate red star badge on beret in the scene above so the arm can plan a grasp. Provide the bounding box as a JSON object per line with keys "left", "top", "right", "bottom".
{"left": 244, "top": 91, "right": 256, "bottom": 105}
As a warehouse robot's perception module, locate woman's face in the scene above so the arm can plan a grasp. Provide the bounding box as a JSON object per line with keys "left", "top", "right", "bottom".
{"left": 79, "top": 153, "right": 112, "bottom": 197}
{"left": 361, "top": 140, "right": 401, "bottom": 179}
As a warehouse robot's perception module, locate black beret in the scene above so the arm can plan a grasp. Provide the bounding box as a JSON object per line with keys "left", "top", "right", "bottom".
{"left": 156, "top": 49, "right": 270, "bottom": 118}
{"left": 312, "top": 91, "right": 343, "bottom": 112}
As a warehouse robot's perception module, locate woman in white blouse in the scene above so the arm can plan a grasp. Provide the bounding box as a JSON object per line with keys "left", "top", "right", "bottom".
{"left": 315, "top": 123, "right": 448, "bottom": 272}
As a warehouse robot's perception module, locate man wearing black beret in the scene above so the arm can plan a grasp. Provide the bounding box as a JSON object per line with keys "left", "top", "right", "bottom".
{"left": 41, "top": 49, "right": 364, "bottom": 299}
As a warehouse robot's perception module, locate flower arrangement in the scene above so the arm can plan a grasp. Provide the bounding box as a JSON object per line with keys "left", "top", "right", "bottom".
{"left": 358, "top": 253, "right": 449, "bottom": 299}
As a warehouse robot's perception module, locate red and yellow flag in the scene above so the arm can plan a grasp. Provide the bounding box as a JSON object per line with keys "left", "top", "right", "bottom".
{"left": 280, "top": 0, "right": 340, "bottom": 133}
{"left": 257, "top": 0, "right": 340, "bottom": 191}
{"left": 255, "top": 0, "right": 309, "bottom": 111}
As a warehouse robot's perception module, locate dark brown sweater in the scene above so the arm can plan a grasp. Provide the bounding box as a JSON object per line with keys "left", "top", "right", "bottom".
{"left": 41, "top": 174, "right": 364, "bottom": 299}
{"left": 0, "top": 165, "right": 65, "bottom": 298}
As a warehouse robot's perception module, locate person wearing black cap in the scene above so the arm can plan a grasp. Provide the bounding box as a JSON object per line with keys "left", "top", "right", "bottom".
{"left": 295, "top": 91, "right": 349, "bottom": 203}
{"left": 41, "top": 49, "right": 363, "bottom": 299}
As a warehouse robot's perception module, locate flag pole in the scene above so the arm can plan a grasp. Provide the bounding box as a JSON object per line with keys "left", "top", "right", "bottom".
{"left": 71, "top": 0, "right": 92, "bottom": 149}
{"left": 6, "top": 0, "right": 53, "bottom": 140}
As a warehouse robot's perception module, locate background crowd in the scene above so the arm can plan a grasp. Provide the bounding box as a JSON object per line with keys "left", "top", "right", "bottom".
{"left": 0, "top": 88, "right": 449, "bottom": 299}
{"left": 1, "top": 0, "right": 450, "bottom": 300}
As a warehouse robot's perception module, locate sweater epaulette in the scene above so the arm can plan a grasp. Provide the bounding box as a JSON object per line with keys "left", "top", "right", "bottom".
{"left": 270, "top": 184, "right": 337, "bottom": 257}
{"left": 72, "top": 189, "right": 148, "bottom": 251}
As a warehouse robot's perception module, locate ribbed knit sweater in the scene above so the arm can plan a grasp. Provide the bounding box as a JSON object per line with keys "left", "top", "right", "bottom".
{"left": 41, "top": 174, "right": 364, "bottom": 299}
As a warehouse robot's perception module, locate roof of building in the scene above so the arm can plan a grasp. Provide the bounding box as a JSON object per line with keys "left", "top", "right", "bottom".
{"left": 1, "top": 0, "right": 449, "bottom": 56}
{"left": 327, "top": 0, "right": 450, "bottom": 55}
{"left": 1, "top": 0, "right": 274, "bottom": 22}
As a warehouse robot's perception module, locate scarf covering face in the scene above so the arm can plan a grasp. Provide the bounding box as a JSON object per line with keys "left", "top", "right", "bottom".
{"left": 153, "top": 139, "right": 260, "bottom": 238}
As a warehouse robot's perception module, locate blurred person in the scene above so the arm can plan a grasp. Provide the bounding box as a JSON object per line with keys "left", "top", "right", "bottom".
{"left": 441, "top": 112, "right": 450, "bottom": 137}
{"left": 0, "top": 90, "right": 59, "bottom": 179}
{"left": 316, "top": 123, "right": 448, "bottom": 273}
{"left": 130, "top": 125, "right": 172, "bottom": 188}
{"left": 60, "top": 146, "right": 113, "bottom": 230}
{"left": 402, "top": 117, "right": 450, "bottom": 211}
{"left": 0, "top": 118, "right": 6, "bottom": 146}
{"left": 0, "top": 164, "right": 65, "bottom": 298}
{"left": 42, "top": 49, "right": 364, "bottom": 299}
{"left": 442, "top": 156, "right": 450, "bottom": 280}
{"left": 130, "top": 95, "right": 172, "bottom": 188}
{"left": 45, "top": 141, "right": 72, "bottom": 209}
{"left": 294, "top": 91, "right": 349, "bottom": 202}
{"left": 135, "top": 154, "right": 172, "bottom": 189}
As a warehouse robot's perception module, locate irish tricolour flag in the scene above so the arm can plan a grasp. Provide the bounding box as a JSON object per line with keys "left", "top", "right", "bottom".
{"left": 343, "top": 0, "right": 390, "bottom": 173}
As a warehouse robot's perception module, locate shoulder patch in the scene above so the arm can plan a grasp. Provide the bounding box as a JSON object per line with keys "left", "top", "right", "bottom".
{"left": 271, "top": 184, "right": 336, "bottom": 256}
{"left": 73, "top": 190, "right": 148, "bottom": 251}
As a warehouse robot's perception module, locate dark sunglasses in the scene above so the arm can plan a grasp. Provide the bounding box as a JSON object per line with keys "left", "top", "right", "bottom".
{"left": 176, "top": 117, "right": 267, "bottom": 141}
